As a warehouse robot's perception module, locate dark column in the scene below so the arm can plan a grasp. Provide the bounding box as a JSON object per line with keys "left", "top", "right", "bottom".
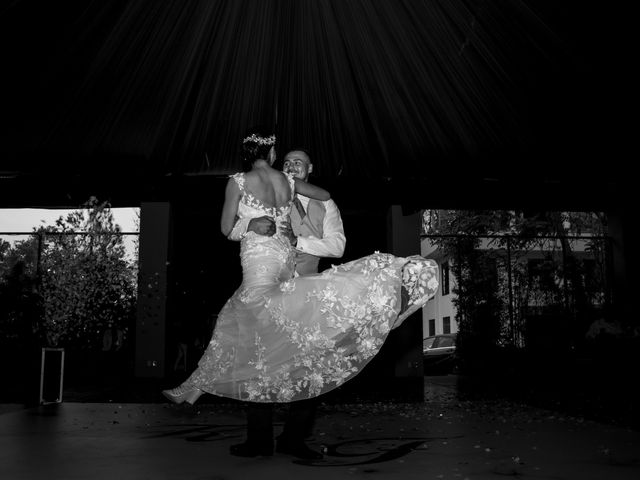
{"left": 386, "top": 205, "right": 424, "bottom": 399}
{"left": 607, "top": 206, "right": 632, "bottom": 322}
{"left": 603, "top": 199, "right": 639, "bottom": 427}
{"left": 135, "top": 202, "right": 173, "bottom": 378}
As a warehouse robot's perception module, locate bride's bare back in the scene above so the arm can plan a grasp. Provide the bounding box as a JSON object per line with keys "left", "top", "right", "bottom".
{"left": 243, "top": 168, "right": 292, "bottom": 210}
{"left": 220, "top": 162, "right": 330, "bottom": 237}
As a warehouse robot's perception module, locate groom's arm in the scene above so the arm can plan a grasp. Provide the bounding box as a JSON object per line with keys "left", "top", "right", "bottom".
{"left": 295, "top": 199, "right": 346, "bottom": 258}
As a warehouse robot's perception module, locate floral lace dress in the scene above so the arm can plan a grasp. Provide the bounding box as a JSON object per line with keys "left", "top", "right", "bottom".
{"left": 179, "top": 172, "right": 439, "bottom": 402}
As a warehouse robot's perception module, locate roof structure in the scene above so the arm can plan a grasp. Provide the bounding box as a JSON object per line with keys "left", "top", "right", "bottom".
{"left": 0, "top": 0, "right": 628, "bottom": 208}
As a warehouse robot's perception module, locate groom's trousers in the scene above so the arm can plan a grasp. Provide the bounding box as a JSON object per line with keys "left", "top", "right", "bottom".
{"left": 246, "top": 397, "right": 317, "bottom": 446}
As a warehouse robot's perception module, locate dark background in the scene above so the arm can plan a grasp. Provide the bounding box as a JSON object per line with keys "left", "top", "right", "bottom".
{"left": 0, "top": 0, "right": 632, "bottom": 207}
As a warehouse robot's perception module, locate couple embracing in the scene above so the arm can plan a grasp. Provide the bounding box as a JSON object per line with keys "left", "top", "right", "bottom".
{"left": 163, "top": 126, "right": 439, "bottom": 460}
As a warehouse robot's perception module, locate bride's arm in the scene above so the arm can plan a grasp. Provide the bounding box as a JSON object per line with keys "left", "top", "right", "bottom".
{"left": 294, "top": 177, "right": 330, "bottom": 201}
{"left": 220, "top": 178, "right": 242, "bottom": 237}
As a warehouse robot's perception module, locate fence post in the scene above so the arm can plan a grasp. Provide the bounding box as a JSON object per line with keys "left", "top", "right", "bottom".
{"left": 36, "top": 231, "right": 43, "bottom": 277}
{"left": 39, "top": 347, "right": 65, "bottom": 404}
{"left": 507, "top": 236, "right": 514, "bottom": 345}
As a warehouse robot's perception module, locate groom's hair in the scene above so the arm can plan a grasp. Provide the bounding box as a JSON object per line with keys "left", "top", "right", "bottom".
{"left": 287, "top": 147, "right": 311, "bottom": 160}
{"left": 241, "top": 125, "right": 276, "bottom": 171}
{"left": 281, "top": 147, "right": 312, "bottom": 172}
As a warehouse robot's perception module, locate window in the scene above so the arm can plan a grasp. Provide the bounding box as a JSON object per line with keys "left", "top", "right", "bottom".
{"left": 423, "top": 337, "right": 435, "bottom": 349}
{"left": 428, "top": 319, "right": 435, "bottom": 336}
{"left": 443, "top": 316, "right": 451, "bottom": 334}
{"left": 433, "top": 335, "right": 455, "bottom": 348}
{"left": 441, "top": 261, "right": 450, "bottom": 296}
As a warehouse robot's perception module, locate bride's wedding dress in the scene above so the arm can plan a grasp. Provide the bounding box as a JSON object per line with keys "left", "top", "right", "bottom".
{"left": 166, "top": 172, "right": 438, "bottom": 403}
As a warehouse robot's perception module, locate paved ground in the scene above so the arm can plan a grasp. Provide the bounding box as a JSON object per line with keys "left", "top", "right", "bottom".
{"left": 1, "top": 376, "right": 639, "bottom": 480}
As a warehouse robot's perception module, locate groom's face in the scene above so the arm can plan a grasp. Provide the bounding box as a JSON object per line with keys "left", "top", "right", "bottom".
{"left": 283, "top": 151, "right": 312, "bottom": 181}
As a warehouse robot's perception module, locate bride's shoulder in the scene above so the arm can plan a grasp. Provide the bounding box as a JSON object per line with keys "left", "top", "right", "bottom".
{"left": 229, "top": 172, "right": 245, "bottom": 189}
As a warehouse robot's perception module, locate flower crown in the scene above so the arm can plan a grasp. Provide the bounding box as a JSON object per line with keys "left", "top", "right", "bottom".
{"left": 243, "top": 133, "right": 276, "bottom": 146}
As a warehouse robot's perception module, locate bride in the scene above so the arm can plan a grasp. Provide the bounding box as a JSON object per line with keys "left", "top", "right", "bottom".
{"left": 162, "top": 127, "right": 438, "bottom": 405}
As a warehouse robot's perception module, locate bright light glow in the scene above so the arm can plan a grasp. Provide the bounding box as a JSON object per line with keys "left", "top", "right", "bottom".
{"left": 0, "top": 208, "right": 139, "bottom": 233}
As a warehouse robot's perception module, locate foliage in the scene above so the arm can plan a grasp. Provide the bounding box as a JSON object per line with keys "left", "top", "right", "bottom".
{"left": 0, "top": 234, "right": 42, "bottom": 350}
{"left": 0, "top": 198, "right": 138, "bottom": 350}
{"left": 0, "top": 256, "right": 41, "bottom": 350}
{"left": 423, "top": 209, "right": 610, "bottom": 372}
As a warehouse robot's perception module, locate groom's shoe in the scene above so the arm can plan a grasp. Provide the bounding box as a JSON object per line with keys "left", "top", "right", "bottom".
{"left": 229, "top": 441, "right": 274, "bottom": 457}
{"left": 275, "top": 438, "right": 323, "bottom": 460}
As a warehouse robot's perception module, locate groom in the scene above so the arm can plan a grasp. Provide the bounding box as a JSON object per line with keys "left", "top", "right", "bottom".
{"left": 227, "top": 148, "right": 346, "bottom": 459}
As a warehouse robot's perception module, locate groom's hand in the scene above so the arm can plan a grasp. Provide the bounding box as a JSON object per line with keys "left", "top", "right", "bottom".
{"left": 280, "top": 221, "right": 298, "bottom": 247}
{"left": 247, "top": 216, "right": 276, "bottom": 236}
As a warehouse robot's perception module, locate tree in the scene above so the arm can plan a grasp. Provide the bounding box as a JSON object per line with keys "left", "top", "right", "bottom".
{"left": 423, "top": 209, "right": 610, "bottom": 373}
{"left": 424, "top": 210, "right": 510, "bottom": 373}
{"left": 0, "top": 236, "right": 42, "bottom": 351}
{"left": 0, "top": 198, "right": 138, "bottom": 351}
{"left": 36, "top": 197, "right": 138, "bottom": 349}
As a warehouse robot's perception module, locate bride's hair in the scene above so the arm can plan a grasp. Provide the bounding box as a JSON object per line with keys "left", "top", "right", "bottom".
{"left": 241, "top": 126, "right": 276, "bottom": 171}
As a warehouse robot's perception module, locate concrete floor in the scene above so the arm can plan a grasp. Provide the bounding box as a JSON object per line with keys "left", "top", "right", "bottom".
{"left": 1, "top": 378, "right": 639, "bottom": 480}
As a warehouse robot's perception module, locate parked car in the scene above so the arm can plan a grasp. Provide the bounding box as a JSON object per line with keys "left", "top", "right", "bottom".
{"left": 422, "top": 333, "right": 457, "bottom": 374}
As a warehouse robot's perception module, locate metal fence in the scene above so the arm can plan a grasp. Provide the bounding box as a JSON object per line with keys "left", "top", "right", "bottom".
{"left": 1, "top": 230, "right": 139, "bottom": 273}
